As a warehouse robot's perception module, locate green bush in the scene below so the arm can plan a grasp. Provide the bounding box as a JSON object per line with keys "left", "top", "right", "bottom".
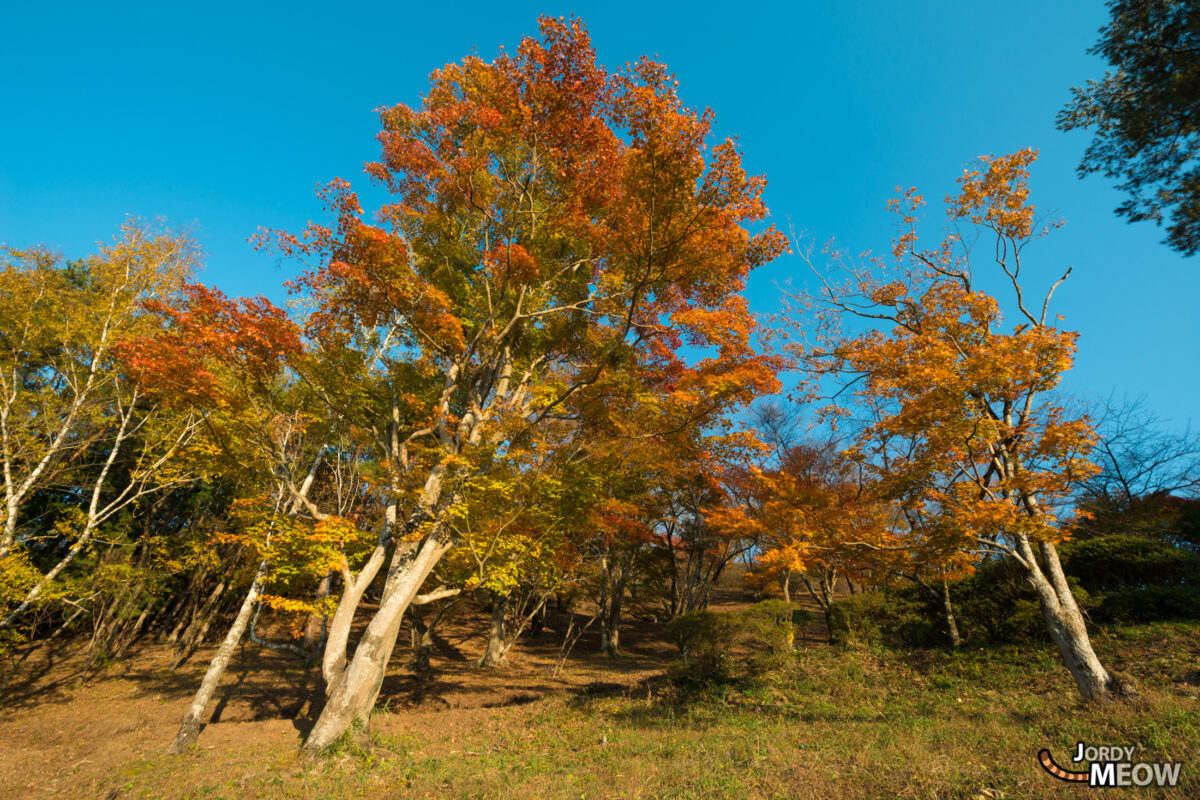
{"left": 827, "top": 531, "right": 1200, "bottom": 650}
{"left": 827, "top": 559, "right": 1057, "bottom": 649}
{"left": 950, "top": 558, "right": 1052, "bottom": 644}
{"left": 665, "top": 610, "right": 739, "bottom": 683}
{"left": 827, "top": 590, "right": 939, "bottom": 648}
{"left": 1060, "top": 534, "right": 1200, "bottom": 590}
{"left": 665, "top": 600, "right": 799, "bottom": 685}
{"left": 1092, "top": 584, "right": 1200, "bottom": 623}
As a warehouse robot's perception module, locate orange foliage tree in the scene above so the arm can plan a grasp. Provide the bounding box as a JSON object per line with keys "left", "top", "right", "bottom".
{"left": 234, "top": 16, "right": 786, "bottom": 751}
{"left": 790, "top": 150, "right": 1119, "bottom": 700}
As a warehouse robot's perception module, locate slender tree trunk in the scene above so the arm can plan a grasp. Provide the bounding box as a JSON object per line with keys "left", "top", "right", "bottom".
{"left": 940, "top": 575, "right": 960, "bottom": 648}
{"left": 601, "top": 566, "right": 626, "bottom": 657}
{"left": 302, "top": 532, "right": 452, "bottom": 754}
{"left": 780, "top": 569, "right": 791, "bottom": 603}
{"left": 410, "top": 608, "right": 434, "bottom": 672}
{"left": 478, "top": 592, "right": 509, "bottom": 668}
{"left": 1016, "top": 535, "right": 1115, "bottom": 700}
{"left": 168, "top": 563, "right": 265, "bottom": 754}
{"left": 302, "top": 573, "right": 332, "bottom": 652}
{"left": 552, "top": 610, "right": 599, "bottom": 677}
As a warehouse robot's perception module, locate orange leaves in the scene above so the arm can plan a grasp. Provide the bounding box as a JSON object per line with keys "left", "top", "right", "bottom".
{"left": 795, "top": 151, "right": 1099, "bottom": 554}
{"left": 484, "top": 242, "right": 541, "bottom": 285}
{"left": 591, "top": 497, "right": 653, "bottom": 545}
{"left": 120, "top": 283, "right": 302, "bottom": 409}
{"left": 947, "top": 148, "right": 1039, "bottom": 240}
{"left": 747, "top": 442, "right": 890, "bottom": 579}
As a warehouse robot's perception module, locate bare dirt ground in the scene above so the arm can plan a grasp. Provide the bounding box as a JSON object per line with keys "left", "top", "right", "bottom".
{"left": 0, "top": 582, "right": 826, "bottom": 800}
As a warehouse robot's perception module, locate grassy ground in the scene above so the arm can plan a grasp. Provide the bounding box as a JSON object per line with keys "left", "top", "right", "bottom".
{"left": 41, "top": 621, "right": 1194, "bottom": 800}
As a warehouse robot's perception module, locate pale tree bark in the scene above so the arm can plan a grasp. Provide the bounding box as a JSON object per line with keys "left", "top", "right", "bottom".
{"left": 302, "top": 530, "right": 453, "bottom": 754}
{"left": 302, "top": 348, "right": 528, "bottom": 749}
{"left": 168, "top": 561, "right": 266, "bottom": 754}
{"left": 322, "top": 536, "right": 392, "bottom": 689}
{"left": 940, "top": 575, "right": 960, "bottom": 649}
{"left": 1015, "top": 534, "right": 1116, "bottom": 701}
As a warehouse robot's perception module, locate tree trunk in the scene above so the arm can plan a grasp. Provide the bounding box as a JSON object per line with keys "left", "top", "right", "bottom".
{"left": 302, "top": 532, "right": 451, "bottom": 754}
{"left": 1017, "top": 535, "right": 1115, "bottom": 700}
{"left": 478, "top": 592, "right": 509, "bottom": 668}
{"left": 601, "top": 566, "right": 626, "bottom": 657}
{"left": 321, "top": 540, "right": 390, "bottom": 690}
{"left": 168, "top": 564, "right": 265, "bottom": 754}
{"left": 801, "top": 569, "right": 836, "bottom": 643}
{"left": 410, "top": 609, "right": 433, "bottom": 672}
{"left": 302, "top": 573, "right": 333, "bottom": 652}
{"left": 780, "top": 569, "right": 791, "bottom": 603}
{"left": 940, "top": 575, "right": 960, "bottom": 648}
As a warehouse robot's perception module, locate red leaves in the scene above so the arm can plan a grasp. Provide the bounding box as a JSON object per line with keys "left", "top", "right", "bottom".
{"left": 120, "top": 283, "right": 302, "bottom": 407}
{"left": 485, "top": 242, "right": 541, "bottom": 285}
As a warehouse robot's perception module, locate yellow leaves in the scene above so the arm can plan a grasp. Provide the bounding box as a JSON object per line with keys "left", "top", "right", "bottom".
{"left": 0, "top": 551, "right": 43, "bottom": 607}
{"left": 259, "top": 594, "right": 337, "bottom": 638}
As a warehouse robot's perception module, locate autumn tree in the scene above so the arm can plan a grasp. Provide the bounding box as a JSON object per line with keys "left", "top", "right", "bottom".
{"left": 234, "top": 16, "right": 786, "bottom": 752}
{"left": 734, "top": 439, "right": 892, "bottom": 629}
{"left": 119, "top": 281, "right": 360, "bottom": 752}
{"left": 0, "top": 223, "right": 201, "bottom": 637}
{"left": 792, "top": 150, "right": 1122, "bottom": 700}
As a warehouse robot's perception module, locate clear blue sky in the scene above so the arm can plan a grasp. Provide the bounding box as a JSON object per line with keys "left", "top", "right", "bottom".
{"left": 2, "top": 1, "right": 1195, "bottom": 427}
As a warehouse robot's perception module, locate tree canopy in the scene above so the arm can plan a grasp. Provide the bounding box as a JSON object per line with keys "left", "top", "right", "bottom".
{"left": 1059, "top": 0, "right": 1200, "bottom": 255}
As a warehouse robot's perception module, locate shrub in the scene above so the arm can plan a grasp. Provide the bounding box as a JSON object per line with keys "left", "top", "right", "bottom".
{"left": 665, "top": 610, "right": 739, "bottom": 683}
{"left": 1091, "top": 584, "right": 1200, "bottom": 623}
{"left": 665, "top": 600, "right": 800, "bottom": 685}
{"left": 827, "top": 532, "right": 1200, "bottom": 651}
{"left": 827, "top": 590, "right": 938, "bottom": 647}
{"left": 1060, "top": 534, "right": 1200, "bottom": 591}
{"left": 950, "top": 559, "right": 1051, "bottom": 645}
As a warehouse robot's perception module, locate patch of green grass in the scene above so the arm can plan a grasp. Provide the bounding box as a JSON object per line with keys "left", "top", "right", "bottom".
{"left": 112, "top": 622, "right": 1199, "bottom": 799}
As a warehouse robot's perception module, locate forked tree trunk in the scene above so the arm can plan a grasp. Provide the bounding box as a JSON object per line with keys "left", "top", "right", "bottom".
{"left": 302, "top": 533, "right": 452, "bottom": 754}
{"left": 478, "top": 592, "right": 509, "bottom": 668}
{"left": 168, "top": 563, "right": 265, "bottom": 754}
{"left": 321, "top": 539, "right": 391, "bottom": 690}
{"left": 1016, "top": 534, "right": 1115, "bottom": 701}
